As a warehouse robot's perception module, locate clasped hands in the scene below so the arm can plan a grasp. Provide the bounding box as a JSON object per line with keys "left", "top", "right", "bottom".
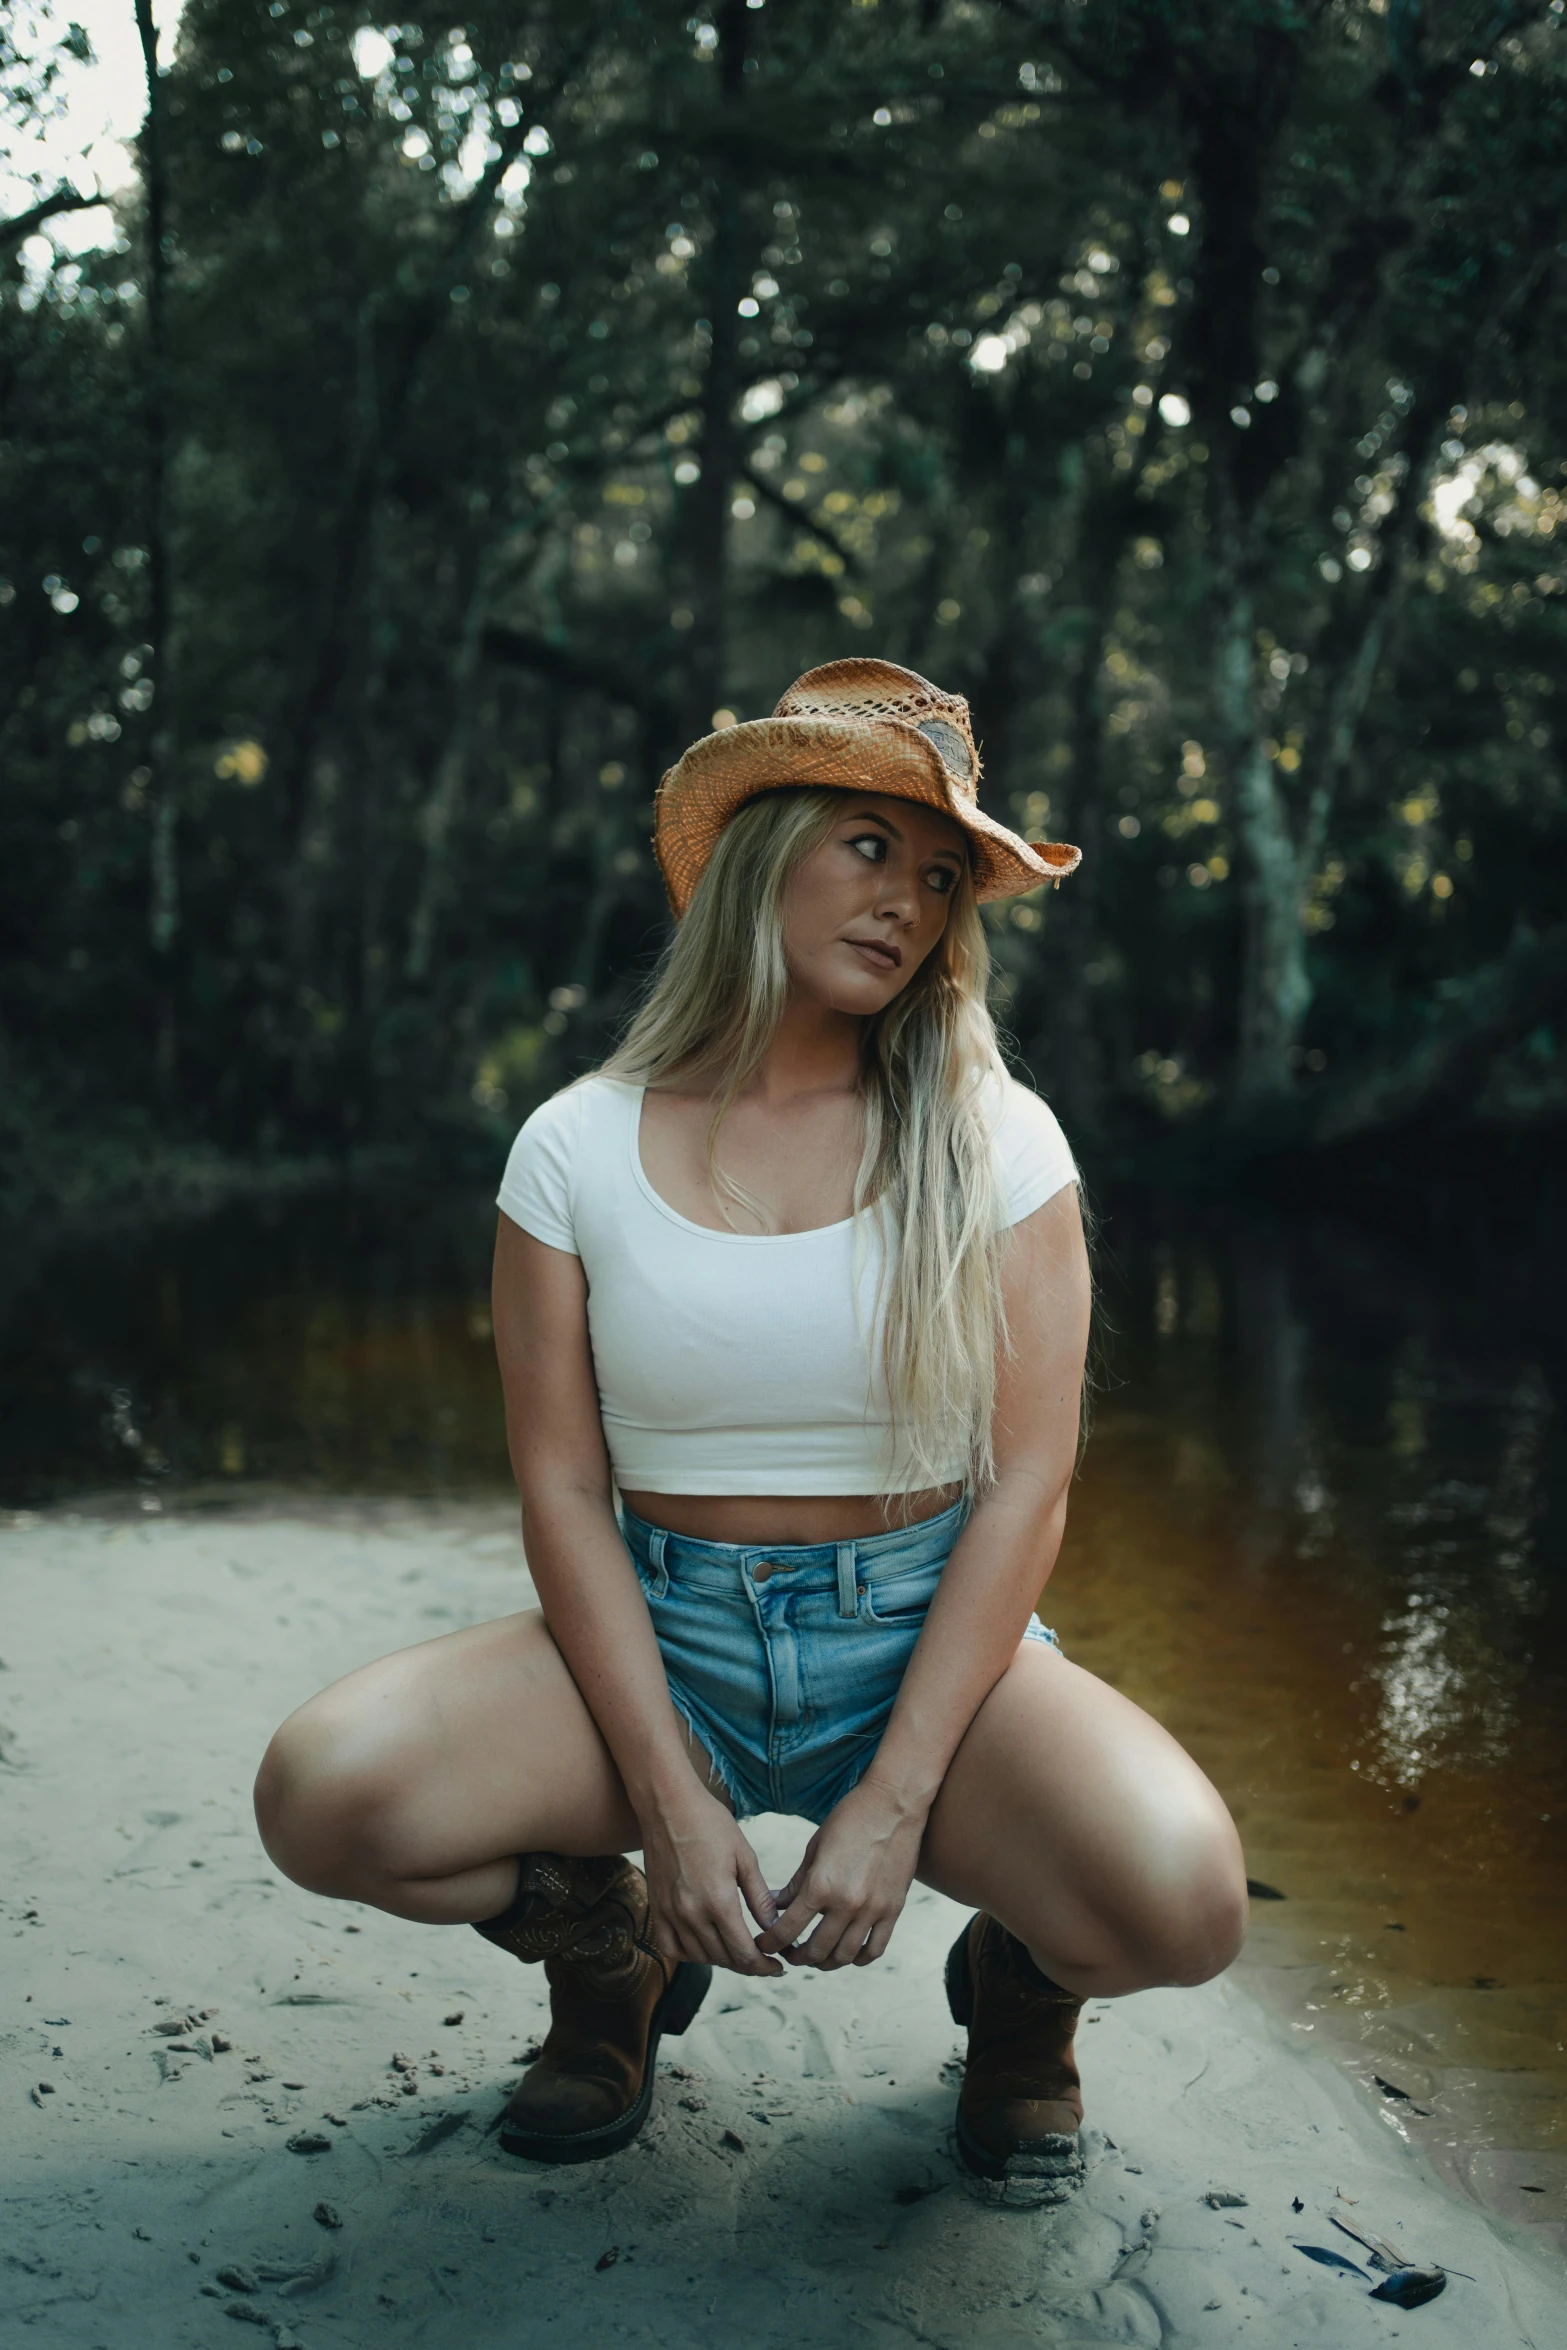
{"left": 640, "top": 1770, "right": 928, "bottom": 1975}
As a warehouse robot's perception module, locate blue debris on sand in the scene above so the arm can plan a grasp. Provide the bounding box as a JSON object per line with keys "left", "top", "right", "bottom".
{"left": 1293, "top": 2244, "right": 1369, "bottom": 2277}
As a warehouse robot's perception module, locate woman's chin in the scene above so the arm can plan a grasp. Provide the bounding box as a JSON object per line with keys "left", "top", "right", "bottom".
{"left": 797, "top": 972, "right": 901, "bottom": 1018}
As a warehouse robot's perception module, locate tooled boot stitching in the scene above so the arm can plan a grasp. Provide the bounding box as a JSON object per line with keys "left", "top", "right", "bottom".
{"left": 475, "top": 1853, "right": 650, "bottom": 1972}
{"left": 474, "top": 1852, "right": 709, "bottom": 2161}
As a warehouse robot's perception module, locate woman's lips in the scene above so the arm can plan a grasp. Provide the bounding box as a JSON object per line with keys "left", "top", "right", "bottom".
{"left": 845, "top": 936, "right": 901, "bottom": 971}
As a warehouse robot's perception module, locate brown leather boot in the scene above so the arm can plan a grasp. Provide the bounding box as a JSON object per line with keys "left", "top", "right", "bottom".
{"left": 474, "top": 1853, "right": 710, "bottom": 2164}
{"left": 945, "top": 1913, "right": 1086, "bottom": 2193}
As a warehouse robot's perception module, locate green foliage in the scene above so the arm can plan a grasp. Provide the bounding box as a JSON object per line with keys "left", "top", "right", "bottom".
{"left": 2, "top": 0, "right": 1565, "bottom": 1194}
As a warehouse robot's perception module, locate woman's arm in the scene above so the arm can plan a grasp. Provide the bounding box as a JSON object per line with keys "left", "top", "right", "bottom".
{"left": 492, "top": 1213, "right": 782, "bottom": 1976}
{"left": 757, "top": 1183, "right": 1091, "bottom": 1968}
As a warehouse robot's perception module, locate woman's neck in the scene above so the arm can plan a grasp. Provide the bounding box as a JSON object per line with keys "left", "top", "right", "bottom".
{"left": 661, "top": 995, "right": 864, "bottom": 1107}
{"left": 743, "top": 993, "right": 863, "bottom": 1104}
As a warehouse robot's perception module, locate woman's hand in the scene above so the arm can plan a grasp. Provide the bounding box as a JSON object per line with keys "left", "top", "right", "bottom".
{"left": 639, "top": 1782, "right": 784, "bottom": 1977}
{"left": 755, "top": 1777, "right": 928, "bottom": 1970}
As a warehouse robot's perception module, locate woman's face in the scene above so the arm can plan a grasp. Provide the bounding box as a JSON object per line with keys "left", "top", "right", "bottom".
{"left": 780, "top": 792, "right": 969, "bottom": 1016}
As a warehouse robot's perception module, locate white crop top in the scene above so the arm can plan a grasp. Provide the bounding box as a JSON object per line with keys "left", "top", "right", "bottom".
{"left": 497, "top": 1073, "right": 1078, "bottom": 1495}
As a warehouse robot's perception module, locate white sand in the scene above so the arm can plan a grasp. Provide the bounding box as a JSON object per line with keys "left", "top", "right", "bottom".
{"left": 2, "top": 1502, "right": 1559, "bottom": 2348}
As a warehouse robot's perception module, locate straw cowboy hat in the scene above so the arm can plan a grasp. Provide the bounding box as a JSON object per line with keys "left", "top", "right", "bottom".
{"left": 653, "top": 657, "right": 1081, "bottom": 918}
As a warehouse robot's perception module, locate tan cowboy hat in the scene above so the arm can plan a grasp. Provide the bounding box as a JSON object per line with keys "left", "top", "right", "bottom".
{"left": 653, "top": 657, "right": 1081, "bottom": 917}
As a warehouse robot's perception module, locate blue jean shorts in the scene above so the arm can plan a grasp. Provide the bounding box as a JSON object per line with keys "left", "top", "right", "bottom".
{"left": 619, "top": 1496, "right": 1059, "bottom": 1823}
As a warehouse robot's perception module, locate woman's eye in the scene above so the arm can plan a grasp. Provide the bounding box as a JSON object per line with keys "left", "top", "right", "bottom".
{"left": 927, "top": 867, "right": 959, "bottom": 896}
{"left": 847, "top": 832, "right": 886, "bottom": 862}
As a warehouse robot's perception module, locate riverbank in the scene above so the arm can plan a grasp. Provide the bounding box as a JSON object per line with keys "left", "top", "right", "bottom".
{"left": 2, "top": 1500, "right": 1560, "bottom": 2348}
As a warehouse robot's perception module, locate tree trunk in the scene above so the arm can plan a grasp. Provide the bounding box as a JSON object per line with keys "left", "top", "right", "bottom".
{"left": 1209, "top": 550, "right": 1310, "bottom": 1106}
{"left": 1043, "top": 643, "right": 1109, "bottom": 1138}
{"left": 1221, "top": 392, "right": 1447, "bottom": 1108}
{"left": 273, "top": 30, "right": 600, "bottom": 845}
{"left": 1020, "top": 396, "right": 1167, "bottom": 1142}
{"left": 134, "top": 0, "right": 177, "bottom": 1088}
{"left": 346, "top": 356, "right": 392, "bottom": 1132}
{"left": 1040, "top": 445, "right": 1134, "bottom": 1142}
{"left": 406, "top": 527, "right": 531, "bottom": 981}
{"left": 1176, "top": 38, "right": 1306, "bottom": 1109}
{"left": 1231, "top": 729, "right": 1311, "bottom": 1106}
{"left": 679, "top": 0, "right": 750, "bottom": 744}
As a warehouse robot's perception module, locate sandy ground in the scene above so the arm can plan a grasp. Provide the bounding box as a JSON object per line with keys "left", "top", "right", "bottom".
{"left": 2, "top": 1501, "right": 1561, "bottom": 2350}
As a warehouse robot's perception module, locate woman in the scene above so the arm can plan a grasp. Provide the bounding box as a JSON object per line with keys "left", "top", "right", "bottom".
{"left": 255, "top": 658, "right": 1247, "bottom": 2191}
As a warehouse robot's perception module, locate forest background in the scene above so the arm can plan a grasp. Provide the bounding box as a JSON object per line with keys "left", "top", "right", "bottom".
{"left": 5, "top": 0, "right": 1567, "bottom": 1223}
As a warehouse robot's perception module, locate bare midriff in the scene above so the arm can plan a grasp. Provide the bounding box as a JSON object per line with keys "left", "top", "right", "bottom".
{"left": 618, "top": 1487, "right": 964, "bottom": 1544}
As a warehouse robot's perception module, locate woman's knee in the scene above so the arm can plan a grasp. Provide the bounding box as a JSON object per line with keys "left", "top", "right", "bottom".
{"left": 1016, "top": 1789, "right": 1247, "bottom": 1991}
{"left": 253, "top": 1698, "right": 403, "bottom": 1895}
{"left": 1128, "top": 1803, "right": 1250, "bottom": 1987}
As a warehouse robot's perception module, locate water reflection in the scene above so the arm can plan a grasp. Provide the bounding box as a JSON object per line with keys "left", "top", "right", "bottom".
{"left": 0, "top": 1189, "right": 510, "bottom": 1503}
{"left": 1375, "top": 1590, "right": 1498, "bottom": 1788}
{"left": 1117, "top": 1215, "right": 1561, "bottom": 1797}
{"left": 1363, "top": 1367, "right": 1551, "bottom": 1791}
{"left": 1064, "top": 1196, "right": 1565, "bottom": 2207}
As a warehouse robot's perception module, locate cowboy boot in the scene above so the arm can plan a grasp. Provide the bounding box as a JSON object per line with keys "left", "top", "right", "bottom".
{"left": 944, "top": 1912, "right": 1086, "bottom": 2193}
{"left": 474, "top": 1852, "right": 711, "bottom": 2164}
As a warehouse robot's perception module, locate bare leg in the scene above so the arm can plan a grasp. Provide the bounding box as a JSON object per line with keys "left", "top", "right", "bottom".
{"left": 253, "top": 1609, "right": 722, "bottom": 1924}
{"left": 918, "top": 1642, "right": 1248, "bottom": 1996}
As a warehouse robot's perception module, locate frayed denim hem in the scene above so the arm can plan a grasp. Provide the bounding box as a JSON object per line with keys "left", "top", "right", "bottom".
{"left": 665, "top": 1688, "right": 757, "bottom": 1820}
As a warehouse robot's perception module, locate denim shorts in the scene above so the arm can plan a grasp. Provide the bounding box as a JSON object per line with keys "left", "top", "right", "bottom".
{"left": 620, "top": 1495, "right": 1059, "bottom": 1823}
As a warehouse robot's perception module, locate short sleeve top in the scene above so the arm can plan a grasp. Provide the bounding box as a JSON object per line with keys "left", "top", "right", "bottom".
{"left": 498, "top": 1072, "right": 1077, "bottom": 1494}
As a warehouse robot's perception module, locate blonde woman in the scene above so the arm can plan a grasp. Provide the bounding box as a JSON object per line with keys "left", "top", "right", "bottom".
{"left": 255, "top": 660, "right": 1247, "bottom": 2191}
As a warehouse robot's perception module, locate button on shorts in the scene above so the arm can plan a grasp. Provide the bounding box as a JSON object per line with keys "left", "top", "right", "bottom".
{"left": 619, "top": 1496, "right": 1059, "bottom": 1823}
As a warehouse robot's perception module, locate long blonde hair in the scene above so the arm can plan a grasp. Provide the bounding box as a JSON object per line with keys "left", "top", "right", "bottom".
{"left": 601, "top": 787, "right": 1011, "bottom": 1492}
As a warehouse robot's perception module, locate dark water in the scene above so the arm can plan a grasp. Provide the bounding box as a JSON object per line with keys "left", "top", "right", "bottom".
{"left": 0, "top": 1188, "right": 509, "bottom": 1501}
{"left": 1060, "top": 1194, "right": 1567, "bottom": 2236}
{"left": 3, "top": 1175, "right": 1564, "bottom": 2226}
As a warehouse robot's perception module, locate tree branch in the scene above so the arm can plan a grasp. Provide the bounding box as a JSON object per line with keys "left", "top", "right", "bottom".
{"left": 1308, "top": 922, "right": 1567, "bottom": 1144}
{"left": 0, "top": 187, "right": 100, "bottom": 246}
{"left": 480, "top": 623, "right": 673, "bottom": 719}
{"left": 740, "top": 463, "right": 862, "bottom": 572}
